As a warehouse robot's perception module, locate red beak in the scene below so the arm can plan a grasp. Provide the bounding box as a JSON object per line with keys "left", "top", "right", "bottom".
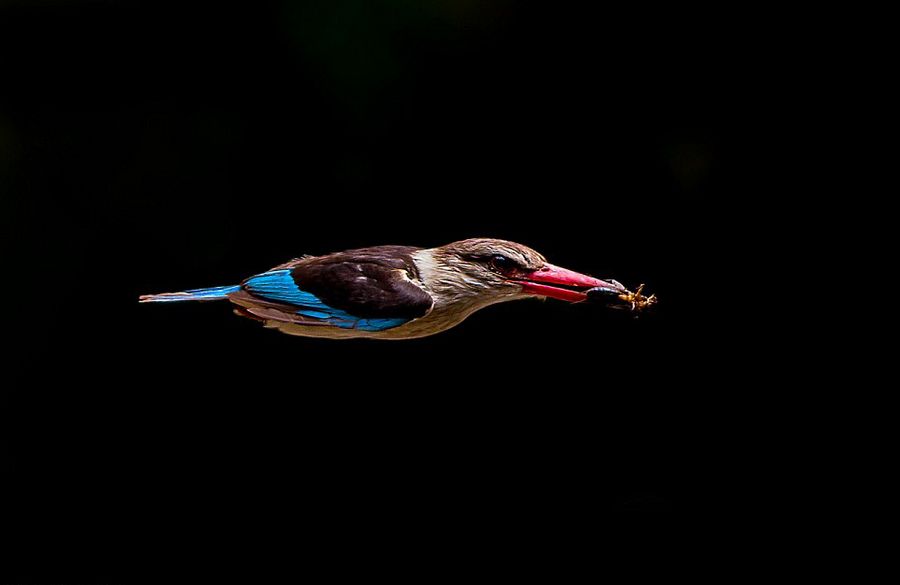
{"left": 515, "top": 263, "right": 626, "bottom": 303}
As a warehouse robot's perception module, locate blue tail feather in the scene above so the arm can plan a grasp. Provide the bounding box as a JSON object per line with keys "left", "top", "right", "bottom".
{"left": 139, "top": 285, "right": 240, "bottom": 303}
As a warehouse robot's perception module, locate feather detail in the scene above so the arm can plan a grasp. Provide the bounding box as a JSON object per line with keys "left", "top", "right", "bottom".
{"left": 139, "top": 285, "right": 239, "bottom": 303}
{"left": 241, "top": 270, "right": 412, "bottom": 331}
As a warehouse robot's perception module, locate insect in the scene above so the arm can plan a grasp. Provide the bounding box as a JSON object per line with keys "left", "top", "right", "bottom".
{"left": 617, "top": 283, "right": 657, "bottom": 311}
{"left": 586, "top": 282, "right": 657, "bottom": 312}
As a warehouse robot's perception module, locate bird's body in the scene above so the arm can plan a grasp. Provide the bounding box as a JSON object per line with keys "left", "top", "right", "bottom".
{"left": 140, "top": 238, "right": 628, "bottom": 340}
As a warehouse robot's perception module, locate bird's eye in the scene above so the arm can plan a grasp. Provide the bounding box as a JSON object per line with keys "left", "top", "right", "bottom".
{"left": 488, "top": 254, "right": 517, "bottom": 274}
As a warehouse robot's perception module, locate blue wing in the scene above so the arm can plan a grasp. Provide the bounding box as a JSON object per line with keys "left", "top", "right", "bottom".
{"left": 242, "top": 270, "right": 414, "bottom": 332}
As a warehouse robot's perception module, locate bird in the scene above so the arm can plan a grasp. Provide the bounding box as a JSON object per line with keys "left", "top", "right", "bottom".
{"left": 139, "top": 238, "right": 629, "bottom": 340}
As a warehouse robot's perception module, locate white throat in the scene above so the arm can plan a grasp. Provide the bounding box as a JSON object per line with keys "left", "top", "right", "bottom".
{"left": 411, "top": 248, "right": 517, "bottom": 312}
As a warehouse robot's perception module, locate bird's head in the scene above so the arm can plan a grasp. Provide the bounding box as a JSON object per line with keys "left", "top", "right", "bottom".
{"left": 418, "top": 238, "right": 626, "bottom": 305}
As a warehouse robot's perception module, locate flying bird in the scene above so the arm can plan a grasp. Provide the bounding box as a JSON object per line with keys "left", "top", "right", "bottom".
{"left": 139, "top": 238, "right": 630, "bottom": 340}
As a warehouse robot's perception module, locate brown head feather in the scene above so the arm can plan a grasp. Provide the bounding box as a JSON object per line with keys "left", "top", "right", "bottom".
{"left": 433, "top": 238, "right": 545, "bottom": 270}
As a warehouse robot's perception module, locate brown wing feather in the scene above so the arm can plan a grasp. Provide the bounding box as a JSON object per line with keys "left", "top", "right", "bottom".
{"left": 229, "top": 245, "right": 433, "bottom": 331}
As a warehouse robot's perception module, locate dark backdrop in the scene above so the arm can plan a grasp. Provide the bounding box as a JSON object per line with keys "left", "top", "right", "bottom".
{"left": 2, "top": 1, "right": 770, "bottom": 581}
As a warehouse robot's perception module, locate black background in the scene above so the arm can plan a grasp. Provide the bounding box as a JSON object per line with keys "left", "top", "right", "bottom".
{"left": 2, "top": 1, "right": 775, "bottom": 581}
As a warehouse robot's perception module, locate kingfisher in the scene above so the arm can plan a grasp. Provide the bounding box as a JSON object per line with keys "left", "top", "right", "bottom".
{"left": 139, "top": 238, "right": 633, "bottom": 340}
